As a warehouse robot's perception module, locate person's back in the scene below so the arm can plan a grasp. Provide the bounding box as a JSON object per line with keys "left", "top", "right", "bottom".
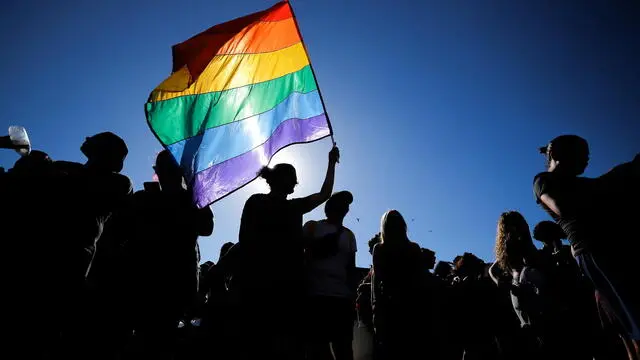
{"left": 303, "top": 191, "right": 356, "bottom": 360}
{"left": 372, "top": 240, "right": 424, "bottom": 360}
{"left": 235, "top": 148, "right": 340, "bottom": 360}
{"left": 305, "top": 220, "right": 356, "bottom": 299}
{"left": 373, "top": 241, "right": 423, "bottom": 301}
{"left": 371, "top": 210, "right": 425, "bottom": 360}
{"left": 238, "top": 192, "right": 306, "bottom": 295}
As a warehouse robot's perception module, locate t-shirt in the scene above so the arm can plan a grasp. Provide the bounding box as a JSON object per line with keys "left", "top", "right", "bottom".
{"left": 533, "top": 172, "right": 602, "bottom": 255}
{"left": 304, "top": 220, "right": 357, "bottom": 298}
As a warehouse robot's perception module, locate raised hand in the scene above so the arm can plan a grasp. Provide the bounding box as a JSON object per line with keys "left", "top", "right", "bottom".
{"left": 329, "top": 146, "right": 340, "bottom": 165}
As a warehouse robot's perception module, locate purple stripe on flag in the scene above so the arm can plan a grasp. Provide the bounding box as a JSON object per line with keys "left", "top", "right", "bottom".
{"left": 192, "top": 114, "right": 330, "bottom": 207}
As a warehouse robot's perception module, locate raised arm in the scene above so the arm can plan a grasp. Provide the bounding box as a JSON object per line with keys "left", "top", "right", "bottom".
{"left": 297, "top": 146, "right": 340, "bottom": 214}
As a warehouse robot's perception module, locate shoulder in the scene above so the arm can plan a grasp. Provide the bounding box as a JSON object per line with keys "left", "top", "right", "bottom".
{"left": 342, "top": 226, "right": 355, "bottom": 239}
{"left": 533, "top": 172, "right": 555, "bottom": 198}
{"left": 372, "top": 242, "right": 383, "bottom": 257}
{"left": 408, "top": 241, "right": 421, "bottom": 252}
{"left": 303, "top": 220, "right": 319, "bottom": 233}
{"left": 533, "top": 172, "right": 552, "bottom": 186}
{"left": 109, "top": 173, "right": 133, "bottom": 194}
{"left": 133, "top": 189, "right": 150, "bottom": 200}
{"left": 343, "top": 227, "right": 357, "bottom": 249}
{"left": 53, "top": 160, "right": 84, "bottom": 174}
{"left": 244, "top": 193, "right": 267, "bottom": 207}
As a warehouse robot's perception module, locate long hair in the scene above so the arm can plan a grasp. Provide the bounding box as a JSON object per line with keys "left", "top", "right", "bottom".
{"left": 494, "top": 211, "right": 537, "bottom": 272}
{"left": 380, "top": 210, "right": 408, "bottom": 245}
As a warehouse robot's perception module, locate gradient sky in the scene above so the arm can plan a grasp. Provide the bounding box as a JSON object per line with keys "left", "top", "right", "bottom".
{"left": 1, "top": 0, "right": 638, "bottom": 267}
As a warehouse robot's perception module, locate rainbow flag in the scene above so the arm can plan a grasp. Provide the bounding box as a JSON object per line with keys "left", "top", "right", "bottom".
{"left": 145, "top": 1, "right": 331, "bottom": 207}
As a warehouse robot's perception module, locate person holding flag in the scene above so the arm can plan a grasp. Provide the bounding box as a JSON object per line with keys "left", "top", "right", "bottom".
{"left": 234, "top": 146, "right": 339, "bottom": 360}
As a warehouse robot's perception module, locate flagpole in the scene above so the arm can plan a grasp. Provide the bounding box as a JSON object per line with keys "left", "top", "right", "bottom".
{"left": 286, "top": 0, "right": 336, "bottom": 146}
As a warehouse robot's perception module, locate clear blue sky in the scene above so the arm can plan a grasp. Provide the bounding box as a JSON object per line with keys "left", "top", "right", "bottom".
{"left": 1, "top": 0, "right": 638, "bottom": 267}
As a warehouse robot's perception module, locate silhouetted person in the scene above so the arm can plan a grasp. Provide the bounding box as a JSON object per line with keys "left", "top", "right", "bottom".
{"left": 54, "top": 132, "right": 132, "bottom": 282}
{"left": 533, "top": 221, "right": 604, "bottom": 359}
{"left": 46, "top": 133, "right": 132, "bottom": 357}
{"left": 127, "top": 150, "right": 213, "bottom": 359}
{"left": 1, "top": 150, "right": 63, "bottom": 358}
{"left": 304, "top": 191, "right": 357, "bottom": 360}
{"left": 451, "top": 252, "right": 499, "bottom": 360}
{"left": 371, "top": 210, "right": 427, "bottom": 360}
{"left": 236, "top": 146, "right": 340, "bottom": 360}
{"left": 490, "top": 211, "right": 553, "bottom": 359}
{"left": 531, "top": 221, "right": 583, "bottom": 307}
{"left": 534, "top": 135, "right": 639, "bottom": 357}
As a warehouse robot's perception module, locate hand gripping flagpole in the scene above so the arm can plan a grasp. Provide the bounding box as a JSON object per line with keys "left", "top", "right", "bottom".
{"left": 286, "top": 0, "right": 336, "bottom": 146}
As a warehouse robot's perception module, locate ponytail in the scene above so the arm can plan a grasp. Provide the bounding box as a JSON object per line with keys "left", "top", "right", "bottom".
{"left": 258, "top": 166, "right": 272, "bottom": 182}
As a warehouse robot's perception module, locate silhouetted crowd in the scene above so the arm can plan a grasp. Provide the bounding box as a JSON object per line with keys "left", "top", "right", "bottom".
{"left": 0, "top": 133, "right": 638, "bottom": 360}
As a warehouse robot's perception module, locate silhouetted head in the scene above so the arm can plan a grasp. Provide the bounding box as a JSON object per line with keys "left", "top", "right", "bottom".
{"left": 220, "top": 242, "right": 235, "bottom": 259}
{"left": 455, "top": 252, "right": 484, "bottom": 278}
{"left": 81, "top": 132, "right": 128, "bottom": 173}
{"left": 421, "top": 248, "right": 436, "bottom": 270}
{"left": 533, "top": 220, "right": 566, "bottom": 247}
{"left": 434, "top": 261, "right": 453, "bottom": 278}
{"left": 540, "top": 135, "right": 589, "bottom": 176}
{"left": 494, "top": 211, "right": 536, "bottom": 272}
{"left": 380, "top": 210, "right": 408, "bottom": 245}
{"left": 154, "top": 150, "right": 184, "bottom": 191}
{"left": 368, "top": 233, "right": 381, "bottom": 255}
{"left": 200, "top": 261, "right": 214, "bottom": 273}
{"left": 258, "top": 163, "right": 297, "bottom": 196}
{"left": 11, "top": 150, "right": 52, "bottom": 175}
{"left": 325, "top": 190, "right": 353, "bottom": 221}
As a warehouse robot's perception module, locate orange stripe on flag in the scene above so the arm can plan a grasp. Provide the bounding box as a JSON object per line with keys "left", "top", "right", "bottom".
{"left": 171, "top": 2, "right": 293, "bottom": 86}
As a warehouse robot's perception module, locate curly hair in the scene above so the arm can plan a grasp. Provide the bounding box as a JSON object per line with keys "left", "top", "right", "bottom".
{"left": 494, "top": 211, "right": 537, "bottom": 273}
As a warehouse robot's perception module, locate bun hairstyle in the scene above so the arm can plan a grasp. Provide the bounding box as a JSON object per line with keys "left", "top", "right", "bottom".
{"left": 258, "top": 163, "right": 297, "bottom": 187}
{"left": 258, "top": 166, "right": 274, "bottom": 182}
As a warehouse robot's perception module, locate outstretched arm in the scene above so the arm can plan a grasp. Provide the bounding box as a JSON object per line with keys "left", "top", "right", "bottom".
{"left": 297, "top": 146, "right": 340, "bottom": 214}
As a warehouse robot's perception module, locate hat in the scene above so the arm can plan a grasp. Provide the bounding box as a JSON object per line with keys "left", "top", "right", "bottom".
{"left": 325, "top": 190, "right": 353, "bottom": 214}
{"left": 81, "top": 132, "right": 128, "bottom": 161}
